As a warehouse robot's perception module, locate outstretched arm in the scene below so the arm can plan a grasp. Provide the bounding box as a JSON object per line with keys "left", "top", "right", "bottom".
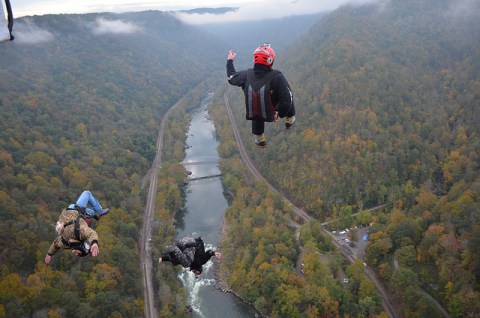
{"left": 45, "top": 236, "right": 64, "bottom": 264}
{"left": 226, "top": 50, "right": 247, "bottom": 87}
{"left": 226, "top": 59, "right": 237, "bottom": 79}
{"left": 79, "top": 224, "right": 100, "bottom": 257}
{"left": 80, "top": 225, "right": 99, "bottom": 246}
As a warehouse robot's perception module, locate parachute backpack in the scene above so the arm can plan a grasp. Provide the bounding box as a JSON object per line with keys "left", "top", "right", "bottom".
{"left": 0, "top": 0, "right": 14, "bottom": 42}
{"left": 62, "top": 215, "right": 90, "bottom": 257}
{"left": 244, "top": 69, "right": 279, "bottom": 122}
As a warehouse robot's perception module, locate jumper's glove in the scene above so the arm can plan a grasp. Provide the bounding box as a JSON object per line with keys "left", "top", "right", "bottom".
{"left": 228, "top": 50, "right": 236, "bottom": 60}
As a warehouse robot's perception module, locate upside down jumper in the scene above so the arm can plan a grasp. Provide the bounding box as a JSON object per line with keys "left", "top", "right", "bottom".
{"left": 159, "top": 237, "right": 222, "bottom": 276}
{"left": 45, "top": 209, "right": 100, "bottom": 264}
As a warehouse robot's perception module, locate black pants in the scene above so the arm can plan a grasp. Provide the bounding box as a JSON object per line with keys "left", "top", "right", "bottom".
{"left": 251, "top": 104, "right": 295, "bottom": 135}
{"left": 252, "top": 119, "right": 265, "bottom": 135}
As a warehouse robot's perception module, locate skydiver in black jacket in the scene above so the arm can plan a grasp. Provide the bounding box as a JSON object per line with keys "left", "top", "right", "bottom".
{"left": 227, "top": 43, "right": 296, "bottom": 148}
{"left": 158, "top": 236, "right": 222, "bottom": 276}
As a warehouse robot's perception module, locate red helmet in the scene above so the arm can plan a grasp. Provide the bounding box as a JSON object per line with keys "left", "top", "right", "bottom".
{"left": 253, "top": 44, "right": 275, "bottom": 66}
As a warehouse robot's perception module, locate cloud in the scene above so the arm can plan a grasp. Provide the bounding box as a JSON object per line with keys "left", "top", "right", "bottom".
{"left": 91, "top": 17, "right": 142, "bottom": 35}
{"left": 13, "top": 19, "right": 55, "bottom": 44}
{"left": 174, "top": 0, "right": 384, "bottom": 24}
{"left": 448, "top": 0, "right": 480, "bottom": 18}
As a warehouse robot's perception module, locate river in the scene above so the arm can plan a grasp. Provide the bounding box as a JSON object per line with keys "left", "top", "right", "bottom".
{"left": 175, "top": 93, "right": 259, "bottom": 318}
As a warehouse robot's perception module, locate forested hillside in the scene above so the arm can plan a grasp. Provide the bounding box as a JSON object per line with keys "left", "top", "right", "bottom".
{"left": 0, "top": 10, "right": 224, "bottom": 317}
{"left": 223, "top": 0, "right": 480, "bottom": 316}
{"left": 1, "top": 1, "right": 479, "bottom": 317}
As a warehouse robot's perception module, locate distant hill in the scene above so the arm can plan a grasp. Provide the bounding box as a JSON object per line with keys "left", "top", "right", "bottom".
{"left": 179, "top": 7, "right": 237, "bottom": 15}
{"left": 1, "top": 10, "right": 225, "bottom": 106}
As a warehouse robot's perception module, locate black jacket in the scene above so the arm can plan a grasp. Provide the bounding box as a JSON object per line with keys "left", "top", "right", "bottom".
{"left": 161, "top": 237, "right": 215, "bottom": 270}
{"left": 226, "top": 60, "right": 294, "bottom": 119}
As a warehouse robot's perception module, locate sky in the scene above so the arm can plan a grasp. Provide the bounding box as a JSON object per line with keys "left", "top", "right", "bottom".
{"left": 11, "top": 0, "right": 377, "bottom": 23}
{"left": 8, "top": 0, "right": 385, "bottom": 45}
{"left": 6, "top": 0, "right": 477, "bottom": 44}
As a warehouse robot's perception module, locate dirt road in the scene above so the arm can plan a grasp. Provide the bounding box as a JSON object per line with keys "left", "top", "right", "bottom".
{"left": 139, "top": 98, "right": 183, "bottom": 318}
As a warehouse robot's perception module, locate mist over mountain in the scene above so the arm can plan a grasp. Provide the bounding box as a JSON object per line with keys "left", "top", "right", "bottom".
{"left": 3, "top": 10, "right": 226, "bottom": 103}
